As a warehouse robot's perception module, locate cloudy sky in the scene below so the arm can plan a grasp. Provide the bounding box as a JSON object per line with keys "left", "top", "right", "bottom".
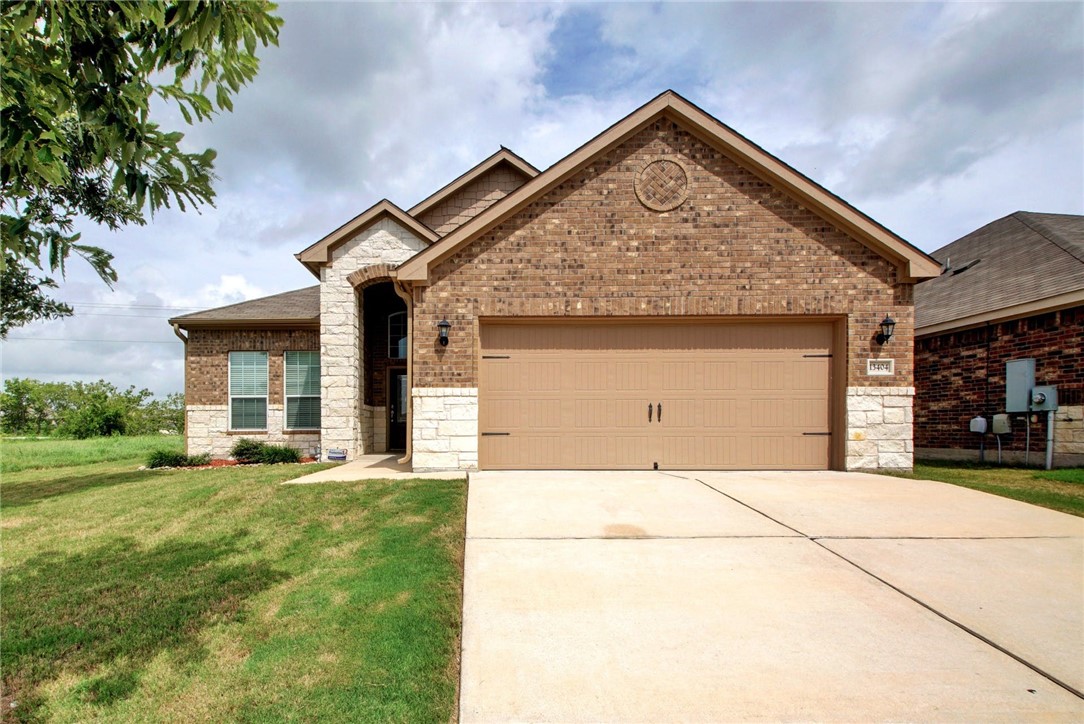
{"left": 3, "top": 1, "right": 1082, "bottom": 397}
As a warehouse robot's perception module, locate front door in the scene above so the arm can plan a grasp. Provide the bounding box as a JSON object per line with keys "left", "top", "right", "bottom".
{"left": 388, "top": 368, "right": 407, "bottom": 451}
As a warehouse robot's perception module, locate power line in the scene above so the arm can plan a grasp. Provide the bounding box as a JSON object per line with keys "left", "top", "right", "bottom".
{"left": 4, "top": 337, "right": 178, "bottom": 344}
{"left": 72, "top": 312, "right": 181, "bottom": 319}
{"left": 63, "top": 302, "right": 204, "bottom": 311}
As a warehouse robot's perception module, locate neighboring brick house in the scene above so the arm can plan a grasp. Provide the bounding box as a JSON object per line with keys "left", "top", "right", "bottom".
{"left": 914, "top": 212, "right": 1084, "bottom": 467}
{"left": 170, "top": 91, "right": 940, "bottom": 472}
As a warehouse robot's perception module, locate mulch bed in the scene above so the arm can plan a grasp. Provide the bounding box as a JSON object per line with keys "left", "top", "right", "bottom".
{"left": 145, "top": 457, "right": 318, "bottom": 471}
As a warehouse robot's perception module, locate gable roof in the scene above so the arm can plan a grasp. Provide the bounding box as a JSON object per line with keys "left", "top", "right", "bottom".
{"left": 295, "top": 199, "right": 439, "bottom": 277}
{"left": 397, "top": 90, "right": 941, "bottom": 284}
{"left": 407, "top": 147, "right": 539, "bottom": 218}
{"left": 915, "top": 211, "right": 1084, "bottom": 335}
{"left": 169, "top": 286, "right": 320, "bottom": 329}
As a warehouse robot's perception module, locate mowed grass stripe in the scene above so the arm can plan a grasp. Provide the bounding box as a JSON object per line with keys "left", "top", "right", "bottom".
{"left": 1, "top": 441, "right": 466, "bottom": 723}
{"left": 889, "top": 461, "right": 1084, "bottom": 517}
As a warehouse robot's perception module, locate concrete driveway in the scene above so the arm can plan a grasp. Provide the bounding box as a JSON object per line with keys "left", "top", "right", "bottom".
{"left": 460, "top": 470, "right": 1084, "bottom": 723}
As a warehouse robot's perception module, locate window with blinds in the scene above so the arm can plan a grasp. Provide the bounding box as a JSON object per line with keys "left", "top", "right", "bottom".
{"left": 229, "top": 351, "right": 268, "bottom": 429}
{"left": 285, "top": 351, "right": 320, "bottom": 429}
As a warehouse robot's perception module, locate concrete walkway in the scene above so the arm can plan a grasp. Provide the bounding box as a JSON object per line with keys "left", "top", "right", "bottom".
{"left": 287, "top": 454, "right": 465, "bottom": 483}
{"left": 460, "top": 470, "right": 1084, "bottom": 722}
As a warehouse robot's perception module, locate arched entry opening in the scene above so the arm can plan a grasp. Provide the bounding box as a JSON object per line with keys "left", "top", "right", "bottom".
{"left": 362, "top": 281, "right": 407, "bottom": 452}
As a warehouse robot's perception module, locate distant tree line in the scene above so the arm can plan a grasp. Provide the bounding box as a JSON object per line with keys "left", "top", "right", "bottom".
{"left": 0, "top": 378, "right": 182, "bottom": 438}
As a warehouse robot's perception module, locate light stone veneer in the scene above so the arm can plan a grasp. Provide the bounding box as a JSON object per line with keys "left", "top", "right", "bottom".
{"left": 187, "top": 405, "right": 321, "bottom": 459}
{"left": 320, "top": 219, "right": 429, "bottom": 461}
{"left": 845, "top": 386, "right": 914, "bottom": 471}
{"left": 412, "top": 388, "right": 478, "bottom": 471}
{"left": 360, "top": 405, "right": 388, "bottom": 453}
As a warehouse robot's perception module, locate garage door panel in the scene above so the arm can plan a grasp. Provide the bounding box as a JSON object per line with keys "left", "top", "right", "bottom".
{"left": 483, "top": 398, "right": 522, "bottom": 429}
{"left": 486, "top": 362, "right": 524, "bottom": 391}
{"left": 614, "top": 399, "right": 650, "bottom": 428}
{"left": 663, "top": 398, "right": 701, "bottom": 428}
{"left": 662, "top": 362, "right": 697, "bottom": 390}
{"left": 793, "top": 435, "right": 831, "bottom": 468}
{"left": 615, "top": 362, "right": 649, "bottom": 390}
{"left": 527, "top": 362, "right": 561, "bottom": 391}
{"left": 749, "top": 399, "right": 787, "bottom": 429}
{"left": 479, "top": 321, "right": 833, "bottom": 470}
{"left": 794, "top": 359, "right": 830, "bottom": 390}
{"left": 574, "top": 398, "right": 615, "bottom": 429}
{"left": 526, "top": 399, "right": 560, "bottom": 428}
{"left": 703, "top": 399, "right": 741, "bottom": 428}
{"left": 703, "top": 361, "right": 739, "bottom": 390}
{"left": 792, "top": 398, "right": 830, "bottom": 429}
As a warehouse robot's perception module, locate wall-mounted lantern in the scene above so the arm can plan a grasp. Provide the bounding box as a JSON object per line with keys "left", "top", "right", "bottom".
{"left": 876, "top": 315, "right": 896, "bottom": 345}
{"left": 437, "top": 318, "right": 451, "bottom": 347}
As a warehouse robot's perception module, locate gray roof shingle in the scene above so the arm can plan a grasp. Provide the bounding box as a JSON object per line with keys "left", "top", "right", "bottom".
{"left": 915, "top": 212, "right": 1084, "bottom": 331}
{"left": 169, "top": 285, "right": 319, "bottom": 326}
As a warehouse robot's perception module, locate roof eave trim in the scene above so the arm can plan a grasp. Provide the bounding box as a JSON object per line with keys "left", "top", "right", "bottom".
{"left": 407, "top": 148, "right": 540, "bottom": 218}
{"left": 296, "top": 200, "right": 439, "bottom": 267}
{"left": 661, "top": 101, "right": 941, "bottom": 282}
{"left": 397, "top": 91, "right": 941, "bottom": 284}
{"left": 170, "top": 319, "right": 321, "bottom": 330}
{"left": 916, "top": 288, "right": 1084, "bottom": 337}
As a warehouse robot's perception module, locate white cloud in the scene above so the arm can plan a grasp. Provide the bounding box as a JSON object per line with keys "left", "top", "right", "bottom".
{"left": 4, "top": 1, "right": 1081, "bottom": 397}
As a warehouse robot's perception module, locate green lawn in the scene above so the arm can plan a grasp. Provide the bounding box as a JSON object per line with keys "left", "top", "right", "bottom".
{"left": 1, "top": 438, "right": 466, "bottom": 722}
{"left": 895, "top": 461, "right": 1084, "bottom": 517}
{"left": 1, "top": 435, "right": 185, "bottom": 474}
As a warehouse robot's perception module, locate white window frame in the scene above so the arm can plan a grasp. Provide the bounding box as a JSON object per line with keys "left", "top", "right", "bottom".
{"left": 228, "top": 351, "right": 268, "bottom": 431}
{"left": 388, "top": 310, "right": 407, "bottom": 359}
{"left": 283, "top": 350, "right": 320, "bottom": 431}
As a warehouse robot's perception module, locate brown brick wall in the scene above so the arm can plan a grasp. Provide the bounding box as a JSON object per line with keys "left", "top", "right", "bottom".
{"left": 418, "top": 165, "right": 529, "bottom": 236}
{"left": 185, "top": 328, "right": 320, "bottom": 406}
{"left": 412, "top": 117, "right": 913, "bottom": 389}
{"left": 914, "top": 305, "right": 1084, "bottom": 452}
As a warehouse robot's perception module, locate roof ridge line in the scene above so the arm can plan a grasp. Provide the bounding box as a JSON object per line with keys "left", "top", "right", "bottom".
{"left": 1014, "top": 211, "right": 1084, "bottom": 264}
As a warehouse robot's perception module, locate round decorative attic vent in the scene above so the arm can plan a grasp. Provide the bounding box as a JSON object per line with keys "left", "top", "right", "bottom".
{"left": 635, "top": 158, "right": 689, "bottom": 212}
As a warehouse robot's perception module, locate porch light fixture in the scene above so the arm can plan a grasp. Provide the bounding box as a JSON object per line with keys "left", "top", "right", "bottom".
{"left": 437, "top": 318, "right": 451, "bottom": 346}
{"left": 876, "top": 315, "right": 896, "bottom": 345}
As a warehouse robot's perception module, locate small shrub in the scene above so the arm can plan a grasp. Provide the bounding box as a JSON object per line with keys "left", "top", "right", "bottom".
{"left": 229, "top": 438, "right": 302, "bottom": 464}
{"left": 257, "top": 444, "right": 301, "bottom": 464}
{"left": 147, "top": 450, "right": 189, "bottom": 468}
{"left": 146, "top": 450, "right": 213, "bottom": 468}
{"left": 230, "top": 438, "right": 265, "bottom": 464}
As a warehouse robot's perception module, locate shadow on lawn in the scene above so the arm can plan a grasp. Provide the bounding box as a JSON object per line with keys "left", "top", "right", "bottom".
{"left": 2, "top": 532, "right": 286, "bottom": 719}
{"left": 1, "top": 468, "right": 160, "bottom": 509}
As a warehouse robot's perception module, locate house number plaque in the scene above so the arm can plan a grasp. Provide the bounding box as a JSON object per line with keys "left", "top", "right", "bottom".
{"left": 866, "top": 359, "right": 894, "bottom": 376}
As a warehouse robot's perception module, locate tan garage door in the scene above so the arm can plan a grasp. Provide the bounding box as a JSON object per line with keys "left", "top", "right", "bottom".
{"left": 479, "top": 321, "right": 834, "bottom": 470}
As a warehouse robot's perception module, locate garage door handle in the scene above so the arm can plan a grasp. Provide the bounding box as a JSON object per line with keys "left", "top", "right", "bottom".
{"left": 648, "top": 403, "right": 653, "bottom": 422}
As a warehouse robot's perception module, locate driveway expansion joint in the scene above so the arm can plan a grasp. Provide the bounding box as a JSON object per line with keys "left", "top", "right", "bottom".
{"left": 467, "top": 534, "right": 801, "bottom": 541}
{"left": 811, "top": 535, "right": 1078, "bottom": 541}
{"left": 692, "top": 476, "right": 1084, "bottom": 703}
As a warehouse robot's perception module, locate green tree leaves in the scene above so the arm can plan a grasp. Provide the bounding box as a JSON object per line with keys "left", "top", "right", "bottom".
{"left": 0, "top": 1, "right": 283, "bottom": 335}
{"left": 0, "top": 377, "right": 184, "bottom": 437}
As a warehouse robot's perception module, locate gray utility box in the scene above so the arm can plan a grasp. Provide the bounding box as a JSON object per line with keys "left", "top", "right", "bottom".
{"left": 1006, "top": 359, "right": 1036, "bottom": 413}
{"left": 1030, "top": 385, "right": 1059, "bottom": 412}
{"left": 992, "top": 413, "right": 1011, "bottom": 434}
